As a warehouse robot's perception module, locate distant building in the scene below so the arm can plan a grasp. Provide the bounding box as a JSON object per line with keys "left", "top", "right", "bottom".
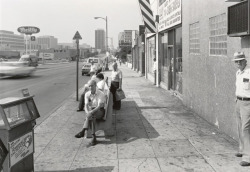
{"left": 37, "top": 35, "right": 58, "bottom": 49}
{"left": 95, "top": 29, "right": 105, "bottom": 51}
{"left": 118, "top": 30, "right": 133, "bottom": 48}
{"left": 58, "top": 43, "right": 73, "bottom": 49}
{"left": 124, "top": 30, "right": 133, "bottom": 43}
{"left": 0, "top": 30, "right": 25, "bottom": 51}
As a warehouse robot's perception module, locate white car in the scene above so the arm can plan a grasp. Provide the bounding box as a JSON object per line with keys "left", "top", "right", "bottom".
{"left": 81, "top": 63, "right": 91, "bottom": 76}
{"left": 0, "top": 62, "right": 36, "bottom": 77}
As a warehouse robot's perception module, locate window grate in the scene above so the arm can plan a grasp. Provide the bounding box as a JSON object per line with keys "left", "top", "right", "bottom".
{"left": 189, "top": 22, "right": 200, "bottom": 54}
{"left": 209, "top": 13, "right": 227, "bottom": 56}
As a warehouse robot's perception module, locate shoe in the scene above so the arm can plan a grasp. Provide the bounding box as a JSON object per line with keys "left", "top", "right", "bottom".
{"left": 75, "top": 131, "right": 84, "bottom": 138}
{"left": 240, "top": 161, "right": 250, "bottom": 166}
{"left": 77, "top": 109, "right": 83, "bottom": 112}
{"left": 235, "top": 153, "right": 243, "bottom": 157}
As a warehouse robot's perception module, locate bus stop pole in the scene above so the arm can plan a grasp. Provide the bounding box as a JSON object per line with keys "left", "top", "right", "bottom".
{"left": 76, "top": 39, "right": 79, "bottom": 101}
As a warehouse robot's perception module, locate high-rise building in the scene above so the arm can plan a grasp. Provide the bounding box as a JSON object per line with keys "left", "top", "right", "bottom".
{"left": 0, "top": 30, "right": 25, "bottom": 51}
{"left": 95, "top": 29, "right": 105, "bottom": 51}
{"left": 37, "top": 35, "right": 58, "bottom": 49}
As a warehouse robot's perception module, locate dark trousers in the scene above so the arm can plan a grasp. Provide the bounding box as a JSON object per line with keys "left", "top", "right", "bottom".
{"left": 78, "top": 92, "right": 86, "bottom": 110}
{"left": 83, "top": 108, "right": 105, "bottom": 134}
{"left": 110, "top": 81, "right": 121, "bottom": 109}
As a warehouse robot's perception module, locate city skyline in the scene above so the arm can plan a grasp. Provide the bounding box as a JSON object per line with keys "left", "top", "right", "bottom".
{"left": 0, "top": 0, "right": 143, "bottom": 48}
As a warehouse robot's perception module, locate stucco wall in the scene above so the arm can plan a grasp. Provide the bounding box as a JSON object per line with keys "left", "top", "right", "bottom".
{"left": 182, "top": 0, "right": 250, "bottom": 139}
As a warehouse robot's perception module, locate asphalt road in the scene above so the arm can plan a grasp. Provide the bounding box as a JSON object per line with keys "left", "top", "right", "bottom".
{"left": 0, "top": 62, "right": 89, "bottom": 125}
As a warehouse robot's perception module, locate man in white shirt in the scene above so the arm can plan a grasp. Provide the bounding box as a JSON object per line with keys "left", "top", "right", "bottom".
{"left": 89, "top": 61, "right": 97, "bottom": 76}
{"left": 233, "top": 52, "right": 250, "bottom": 166}
{"left": 75, "top": 79, "right": 105, "bottom": 146}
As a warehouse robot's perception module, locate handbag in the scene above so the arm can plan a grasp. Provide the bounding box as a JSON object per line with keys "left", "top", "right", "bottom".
{"left": 115, "top": 89, "right": 126, "bottom": 101}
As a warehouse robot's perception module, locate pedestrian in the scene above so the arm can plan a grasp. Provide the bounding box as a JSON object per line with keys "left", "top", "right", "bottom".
{"left": 89, "top": 61, "right": 97, "bottom": 76}
{"left": 232, "top": 51, "right": 250, "bottom": 166}
{"left": 110, "top": 62, "right": 122, "bottom": 110}
{"left": 153, "top": 58, "right": 157, "bottom": 85}
{"left": 119, "top": 59, "right": 122, "bottom": 66}
{"left": 75, "top": 79, "right": 106, "bottom": 146}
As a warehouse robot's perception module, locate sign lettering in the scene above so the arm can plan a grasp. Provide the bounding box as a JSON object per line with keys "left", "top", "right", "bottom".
{"left": 9, "top": 132, "right": 33, "bottom": 167}
{"left": 159, "top": 0, "right": 182, "bottom": 31}
{"left": 17, "top": 26, "right": 40, "bottom": 35}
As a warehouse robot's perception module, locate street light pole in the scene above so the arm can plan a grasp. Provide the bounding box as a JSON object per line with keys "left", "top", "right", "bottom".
{"left": 105, "top": 16, "right": 109, "bottom": 70}
{"left": 94, "top": 16, "right": 109, "bottom": 70}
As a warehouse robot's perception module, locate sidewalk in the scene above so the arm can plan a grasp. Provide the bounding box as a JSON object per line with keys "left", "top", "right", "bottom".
{"left": 34, "top": 64, "right": 248, "bottom": 172}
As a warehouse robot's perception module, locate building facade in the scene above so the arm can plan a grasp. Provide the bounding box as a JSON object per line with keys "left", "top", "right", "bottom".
{"left": 95, "top": 29, "right": 105, "bottom": 51}
{"left": 182, "top": 0, "right": 250, "bottom": 139}
{"left": 138, "top": 0, "right": 250, "bottom": 139}
{"left": 0, "top": 30, "right": 25, "bottom": 51}
{"left": 37, "top": 35, "right": 58, "bottom": 49}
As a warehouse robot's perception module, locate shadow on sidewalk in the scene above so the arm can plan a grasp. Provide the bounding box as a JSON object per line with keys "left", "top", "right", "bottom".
{"left": 36, "top": 166, "right": 114, "bottom": 172}
{"left": 116, "top": 100, "right": 160, "bottom": 144}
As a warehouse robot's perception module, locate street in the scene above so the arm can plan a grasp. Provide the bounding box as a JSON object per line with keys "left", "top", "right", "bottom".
{"left": 0, "top": 62, "right": 88, "bottom": 125}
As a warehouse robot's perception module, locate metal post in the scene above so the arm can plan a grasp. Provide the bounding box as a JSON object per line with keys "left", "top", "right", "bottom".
{"left": 25, "top": 35, "right": 27, "bottom": 54}
{"left": 29, "top": 35, "right": 31, "bottom": 54}
{"left": 76, "top": 39, "right": 79, "bottom": 101}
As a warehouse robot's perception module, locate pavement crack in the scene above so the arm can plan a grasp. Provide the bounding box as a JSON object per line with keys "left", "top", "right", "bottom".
{"left": 137, "top": 158, "right": 147, "bottom": 172}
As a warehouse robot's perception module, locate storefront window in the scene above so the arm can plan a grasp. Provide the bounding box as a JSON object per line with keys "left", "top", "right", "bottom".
{"left": 160, "top": 33, "right": 169, "bottom": 84}
{"left": 175, "top": 27, "right": 182, "bottom": 94}
{"left": 147, "top": 36, "right": 155, "bottom": 74}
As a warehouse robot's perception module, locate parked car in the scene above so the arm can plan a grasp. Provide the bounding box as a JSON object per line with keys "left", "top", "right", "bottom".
{"left": 81, "top": 63, "right": 91, "bottom": 76}
{"left": 87, "top": 57, "right": 104, "bottom": 71}
{"left": 0, "top": 62, "right": 36, "bottom": 77}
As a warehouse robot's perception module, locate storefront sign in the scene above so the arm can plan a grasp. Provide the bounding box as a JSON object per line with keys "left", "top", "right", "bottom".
{"left": 159, "top": 0, "right": 182, "bottom": 31}
{"left": 9, "top": 132, "right": 33, "bottom": 167}
{"left": 17, "top": 26, "right": 40, "bottom": 35}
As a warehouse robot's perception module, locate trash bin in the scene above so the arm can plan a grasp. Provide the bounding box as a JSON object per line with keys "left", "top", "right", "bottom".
{"left": 0, "top": 96, "right": 40, "bottom": 172}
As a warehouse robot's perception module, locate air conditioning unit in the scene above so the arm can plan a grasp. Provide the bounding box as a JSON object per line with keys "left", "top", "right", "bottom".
{"left": 228, "top": 0, "right": 250, "bottom": 37}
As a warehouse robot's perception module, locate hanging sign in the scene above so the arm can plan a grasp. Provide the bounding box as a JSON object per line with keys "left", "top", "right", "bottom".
{"left": 159, "top": 0, "right": 182, "bottom": 32}
{"left": 9, "top": 132, "right": 34, "bottom": 167}
{"left": 17, "top": 26, "right": 40, "bottom": 35}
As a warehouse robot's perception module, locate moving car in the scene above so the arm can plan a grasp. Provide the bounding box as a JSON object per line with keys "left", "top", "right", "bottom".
{"left": 81, "top": 63, "right": 91, "bottom": 76}
{"left": 0, "top": 62, "right": 36, "bottom": 77}
{"left": 19, "top": 54, "right": 39, "bottom": 67}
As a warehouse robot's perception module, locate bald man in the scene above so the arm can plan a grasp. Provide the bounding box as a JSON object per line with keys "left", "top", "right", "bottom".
{"left": 75, "top": 79, "right": 105, "bottom": 146}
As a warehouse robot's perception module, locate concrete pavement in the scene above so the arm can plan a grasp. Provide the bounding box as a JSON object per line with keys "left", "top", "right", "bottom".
{"left": 34, "top": 64, "right": 249, "bottom": 172}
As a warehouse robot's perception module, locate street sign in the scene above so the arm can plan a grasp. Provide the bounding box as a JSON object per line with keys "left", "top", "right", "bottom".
{"left": 73, "top": 31, "right": 82, "bottom": 101}
{"left": 73, "top": 31, "right": 82, "bottom": 40}
{"left": 31, "top": 36, "right": 36, "bottom": 41}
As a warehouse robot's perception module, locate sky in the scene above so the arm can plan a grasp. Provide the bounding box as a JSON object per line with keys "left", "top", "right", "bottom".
{"left": 0, "top": 0, "right": 143, "bottom": 48}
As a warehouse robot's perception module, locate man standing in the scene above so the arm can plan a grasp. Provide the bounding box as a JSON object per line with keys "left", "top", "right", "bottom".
{"left": 233, "top": 52, "right": 250, "bottom": 166}
{"left": 75, "top": 80, "right": 105, "bottom": 146}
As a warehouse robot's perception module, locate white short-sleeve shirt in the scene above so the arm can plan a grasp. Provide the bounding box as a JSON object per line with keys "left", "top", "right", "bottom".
{"left": 236, "top": 66, "right": 250, "bottom": 97}
{"left": 111, "top": 69, "right": 122, "bottom": 82}
{"left": 85, "top": 89, "right": 105, "bottom": 108}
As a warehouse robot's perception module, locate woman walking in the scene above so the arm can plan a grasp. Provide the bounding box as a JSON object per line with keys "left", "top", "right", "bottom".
{"left": 110, "top": 62, "right": 122, "bottom": 110}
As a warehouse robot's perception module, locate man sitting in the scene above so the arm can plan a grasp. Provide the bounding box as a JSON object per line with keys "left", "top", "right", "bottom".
{"left": 75, "top": 79, "right": 106, "bottom": 146}
{"left": 77, "top": 71, "right": 103, "bottom": 112}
